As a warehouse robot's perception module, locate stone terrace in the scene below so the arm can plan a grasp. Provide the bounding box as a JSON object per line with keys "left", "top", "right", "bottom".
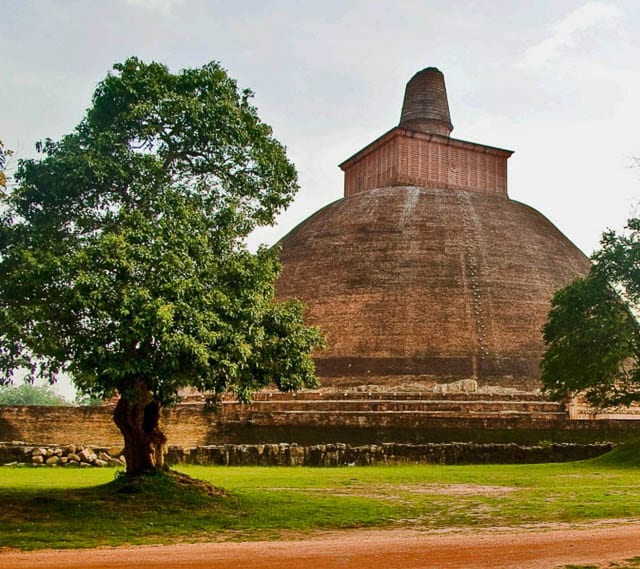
{"left": 2, "top": 391, "right": 639, "bottom": 449}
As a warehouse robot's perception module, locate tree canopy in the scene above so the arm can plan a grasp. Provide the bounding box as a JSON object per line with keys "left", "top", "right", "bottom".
{"left": 0, "top": 58, "right": 323, "bottom": 474}
{"left": 541, "top": 218, "right": 640, "bottom": 407}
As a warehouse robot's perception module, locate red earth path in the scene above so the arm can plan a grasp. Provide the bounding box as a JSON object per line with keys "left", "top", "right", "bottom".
{"left": 2, "top": 524, "right": 640, "bottom": 568}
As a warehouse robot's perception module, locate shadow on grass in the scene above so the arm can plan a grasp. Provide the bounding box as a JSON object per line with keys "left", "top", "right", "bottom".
{"left": 0, "top": 468, "right": 397, "bottom": 550}
{"left": 0, "top": 469, "right": 239, "bottom": 550}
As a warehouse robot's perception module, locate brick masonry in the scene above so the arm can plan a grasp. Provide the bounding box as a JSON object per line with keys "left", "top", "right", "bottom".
{"left": 340, "top": 129, "right": 511, "bottom": 198}
{"left": 277, "top": 187, "right": 589, "bottom": 390}
{"left": 2, "top": 393, "right": 639, "bottom": 449}
{"left": 276, "top": 67, "right": 590, "bottom": 391}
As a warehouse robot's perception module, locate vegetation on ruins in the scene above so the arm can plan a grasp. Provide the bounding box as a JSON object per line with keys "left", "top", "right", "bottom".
{"left": 0, "top": 58, "right": 323, "bottom": 476}
{"left": 542, "top": 218, "right": 640, "bottom": 407}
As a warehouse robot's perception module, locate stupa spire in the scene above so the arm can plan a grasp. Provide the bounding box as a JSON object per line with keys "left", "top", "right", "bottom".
{"left": 399, "top": 67, "right": 453, "bottom": 136}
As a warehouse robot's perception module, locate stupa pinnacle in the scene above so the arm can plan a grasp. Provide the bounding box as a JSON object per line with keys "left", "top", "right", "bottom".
{"left": 399, "top": 67, "right": 453, "bottom": 136}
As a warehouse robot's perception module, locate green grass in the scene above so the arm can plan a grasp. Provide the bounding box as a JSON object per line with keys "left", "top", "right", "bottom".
{"left": 562, "top": 557, "right": 640, "bottom": 568}
{"left": 589, "top": 438, "right": 640, "bottom": 468}
{"left": 2, "top": 443, "right": 640, "bottom": 550}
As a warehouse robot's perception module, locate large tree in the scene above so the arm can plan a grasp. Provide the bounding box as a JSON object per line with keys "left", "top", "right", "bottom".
{"left": 0, "top": 58, "right": 323, "bottom": 476}
{"left": 541, "top": 218, "right": 640, "bottom": 407}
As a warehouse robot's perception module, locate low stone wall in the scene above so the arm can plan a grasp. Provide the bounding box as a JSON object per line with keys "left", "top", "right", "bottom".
{"left": 165, "top": 442, "right": 615, "bottom": 467}
{"left": 0, "top": 443, "right": 124, "bottom": 467}
{"left": 1, "top": 441, "right": 614, "bottom": 467}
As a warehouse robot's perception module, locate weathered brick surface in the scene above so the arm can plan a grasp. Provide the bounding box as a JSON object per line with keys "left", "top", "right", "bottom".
{"left": 399, "top": 67, "right": 453, "bottom": 136}
{"left": 0, "top": 405, "right": 120, "bottom": 446}
{"left": 277, "top": 187, "right": 589, "bottom": 390}
{"left": 2, "top": 395, "right": 639, "bottom": 448}
{"left": 277, "top": 67, "right": 590, "bottom": 392}
{"left": 0, "top": 404, "right": 214, "bottom": 447}
{"left": 341, "top": 130, "right": 510, "bottom": 198}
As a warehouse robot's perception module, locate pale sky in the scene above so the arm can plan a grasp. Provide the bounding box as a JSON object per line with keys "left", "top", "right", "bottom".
{"left": 2, "top": 1, "right": 640, "bottom": 396}
{"left": 3, "top": 0, "right": 639, "bottom": 255}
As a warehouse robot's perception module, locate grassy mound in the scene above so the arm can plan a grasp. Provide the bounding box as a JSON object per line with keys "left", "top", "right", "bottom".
{"left": 0, "top": 468, "right": 235, "bottom": 550}
{"left": 588, "top": 438, "right": 640, "bottom": 468}
{"left": 108, "top": 468, "right": 226, "bottom": 498}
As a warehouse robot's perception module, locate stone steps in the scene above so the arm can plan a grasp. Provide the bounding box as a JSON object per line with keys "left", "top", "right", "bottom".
{"left": 224, "top": 409, "right": 567, "bottom": 420}
{"left": 219, "top": 407, "right": 570, "bottom": 431}
{"left": 222, "top": 393, "right": 568, "bottom": 428}
{"left": 272, "top": 409, "right": 567, "bottom": 417}
{"left": 241, "top": 391, "right": 551, "bottom": 402}
{"left": 224, "top": 399, "right": 563, "bottom": 414}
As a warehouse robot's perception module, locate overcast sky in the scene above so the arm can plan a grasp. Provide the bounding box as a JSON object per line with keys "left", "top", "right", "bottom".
{"left": 2, "top": 0, "right": 639, "bottom": 257}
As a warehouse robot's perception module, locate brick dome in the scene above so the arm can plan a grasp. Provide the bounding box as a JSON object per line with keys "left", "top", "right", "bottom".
{"left": 276, "top": 69, "right": 589, "bottom": 391}
{"left": 277, "top": 186, "right": 588, "bottom": 390}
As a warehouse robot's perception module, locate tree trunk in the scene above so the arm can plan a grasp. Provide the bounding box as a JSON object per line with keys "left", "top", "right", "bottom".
{"left": 112, "top": 379, "right": 167, "bottom": 476}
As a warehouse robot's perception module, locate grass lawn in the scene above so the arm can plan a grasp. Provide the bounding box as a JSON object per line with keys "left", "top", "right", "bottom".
{"left": 1, "top": 444, "right": 640, "bottom": 550}
{"left": 562, "top": 559, "right": 640, "bottom": 569}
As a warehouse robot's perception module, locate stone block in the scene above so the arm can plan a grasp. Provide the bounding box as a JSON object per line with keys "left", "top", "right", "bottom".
{"left": 78, "top": 448, "right": 97, "bottom": 463}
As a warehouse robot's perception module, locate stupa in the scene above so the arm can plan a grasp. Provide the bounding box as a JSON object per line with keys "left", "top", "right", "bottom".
{"left": 277, "top": 67, "right": 589, "bottom": 392}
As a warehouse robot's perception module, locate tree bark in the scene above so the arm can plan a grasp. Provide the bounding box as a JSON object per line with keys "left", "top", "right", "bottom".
{"left": 112, "top": 379, "right": 167, "bottom": 476}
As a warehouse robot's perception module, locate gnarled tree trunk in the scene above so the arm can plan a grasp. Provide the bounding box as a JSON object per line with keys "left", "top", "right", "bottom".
{"left": 113, "top": 379, "right": 167, "bottom": 476}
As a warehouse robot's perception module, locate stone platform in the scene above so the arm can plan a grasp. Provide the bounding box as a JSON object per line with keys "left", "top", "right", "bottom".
{"left": 1, "top": 390, "right": 639, "bottom": 449}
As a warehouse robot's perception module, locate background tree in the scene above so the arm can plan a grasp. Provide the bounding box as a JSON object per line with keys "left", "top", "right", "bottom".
{"left": 541, "top": 218, "right": 640, "bottom": 407}
{"left": 0, "top": 139, "right": 12, "bottom": 192}
{"left": 0, "top": 383, "right": 69, "bottom": 406}
{"left": 0, "top": 58, "right": 323, "bottom": 476}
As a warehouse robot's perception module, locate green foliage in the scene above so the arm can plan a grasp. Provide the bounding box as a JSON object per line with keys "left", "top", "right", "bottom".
{"left": 0, "top": 138, "right": 12, "bottom": 191}
{"left": 541, "top": 218, "right": 640, "bottom": 407}
{"left": 0, "top": 382, "right": 69, "bottom": 405}
{"left": 0, "top": 58, "right": 322, "bottom": 406}
{"left": 73, "top": 392, "right": 105, "bottom": 406}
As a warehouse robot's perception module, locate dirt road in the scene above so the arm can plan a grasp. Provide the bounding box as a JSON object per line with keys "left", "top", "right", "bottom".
{"left": 2, "top": 524, "right": 640, "bottom": 568}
